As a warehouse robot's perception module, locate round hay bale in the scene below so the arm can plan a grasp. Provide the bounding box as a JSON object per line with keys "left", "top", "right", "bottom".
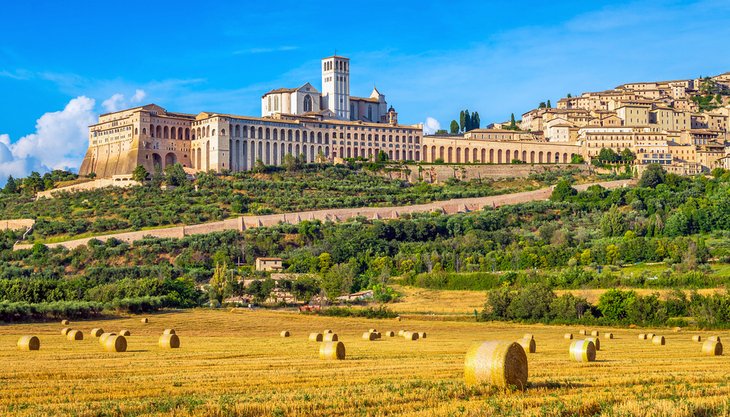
{"left": 163, "top": 329, "right": 176, "bottom": 335}
{"left": 692, "top": 335, "right": 702, "bottom": 342}
{"left": 708, "top": 336, "right": 722, "bottom": 343}
{"left": 517, "top": 337, "right": 536, "bottom": 353}
{"left": 418, "top": 332, "right": 427, "bottom": 339}
{"left": 323, "top": 333, "right": 338, "bottom": 342}
{"left": 90, "top": 328, "right": 104, "bottom": 338}
{"left": 396, "top": 316, "right": 401, "bottom": 322}
{"left": 564, "top": 333, "right": 573, "bottom": 340}
{"left": 363, "top": 331, "right": 378, "bottom": 341}
{"left": 308, "top": 333, "right": 323, "bottom": 342}
{"left": 586, "top": 337, "right": 601, "bottom": 351}
{"left": 280, "top": 330, "right": 290, "bottom": 338}
{"left": 590, "top": 330, "right": 599, "bottom": 337}
{"left": 119, "top": 329, "right": 131, "bottom": 337}
{"left": 569, "top": 340, "right": 596, "bottom": 362}
{"left": 652, "top": 335, "right": 665, "bottom": 346}
{"left": 67, "top": 330, "right": 83, "bottom": 341}
{"left": 702, "top": 340, "right": 723, "bottom": 356}
{"left": 604, "top": 332, "right": 614, "bottom": 339}
{"left": 638, "top": 333, "right": 647, "bottom": 340}
{"left": 647, "top": 333, "right": 656, "bottom": 339}
{"left": 17, "top": 335, "right": 40, "bottom": 351}
{"left": 159, "top": 333, "right": 180, "bottom": 349}
{"left": 403, "top": 331, "right": 419, "bottom": 341}
{"left": 99, "top": 332, "right": 116, "bottom": 345}
{"left": 374, "top": 332, "right": 382, "bottom": 339}
{"left": 397, "top": 330, "right": 405, "bottom": 336}
{"left": 523, "top": 333, "right": 534, "bottom": 341}
{"left": 61, "top": 327, "right": 71, "bottom": 336}
{"left": 579, "top": 329, "right": 587, "bottom": 335}
{"left": 319, "top": 341, "right": 345, "bottom": 360}
{"left": 385, "top": 331, "right": 395, "bottom": 337}
{"left": 323, "top": 329, "right": 333, "bottom": 334}
{"left": 464, "top": 341, "right": 528, "bottom": 390}
{"left": 104, "top": 335, "right": 127, "bottom": 352}
{"left": 61, "top": 320, "right": 70, "bottom": 325}
{"left": 140, "top": 318, "right": 149, "bottom": 324}
{"left": 368, "top": 328, "right": 378, "bottom": 333}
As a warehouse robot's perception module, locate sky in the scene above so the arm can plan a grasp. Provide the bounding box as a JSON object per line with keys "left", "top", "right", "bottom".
{"left": 1, "top": 0, "right": 730, "bottom": 181}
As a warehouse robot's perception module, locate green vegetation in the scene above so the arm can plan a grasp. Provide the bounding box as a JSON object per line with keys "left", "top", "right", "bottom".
{"left": 1, "top": 164, "right": 544, "bottom": 242}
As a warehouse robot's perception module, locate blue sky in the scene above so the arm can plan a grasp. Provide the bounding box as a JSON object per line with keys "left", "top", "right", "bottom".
{"left": 1, "top": 0, "right": 730, "bottom": 179}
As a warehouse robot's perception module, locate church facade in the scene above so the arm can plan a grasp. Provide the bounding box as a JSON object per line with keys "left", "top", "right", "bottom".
{"left": 79, "top": 56, "right": 421, "bottom": 178}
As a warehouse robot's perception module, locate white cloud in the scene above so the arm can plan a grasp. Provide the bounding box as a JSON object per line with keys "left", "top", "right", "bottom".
{"left": 102, "top": 93, "right": 125, "bottom": 113}
{"left": 101, "top": 89, "right": 147, "bottom": 113}
{"left": 423, "top": 117, "right": 441, "bottom": 135}
{"left": 131, "top": 89, "right": 146, "bottom": 103}
{"left": 0, "top": 96, "right": 97, "bottom": 184}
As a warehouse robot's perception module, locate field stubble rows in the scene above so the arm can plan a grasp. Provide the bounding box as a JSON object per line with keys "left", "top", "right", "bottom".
{"left": 1, "top": 309, "right": 729, "bottom": 416}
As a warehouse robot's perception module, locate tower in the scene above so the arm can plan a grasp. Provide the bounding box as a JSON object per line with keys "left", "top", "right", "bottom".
{"left": 321, "top": 56, "right": 350, "bottom": 120}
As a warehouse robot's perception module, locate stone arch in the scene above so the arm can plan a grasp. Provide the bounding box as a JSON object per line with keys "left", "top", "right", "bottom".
{"left": 456, "top": 147, "right": 461, "bottom": 163}
{"left": 563, "top": 153, "right": 568, "bottom": 163}
{"left": 273, "top": 129, "right": 278, "bottom": 141}
{"left": 149, "top": 124, "right": 154, "bottom": 137}
{"left": 152, "top": 153, "right": 162, "bottom": 171}
{"left": 522, "top": 150, "right": 527, "bottom": 161}
{"left": 205, "top": 141, "right": 210, "bottom": 170}
{"left": 498, "top": 149, "right": 503, "bottom": 164}
{"left": 506, "top": 149, "right": 511, "bottom": 163}
{"left": 170, "top": 127, "right": 176, "bottom": 140}
{"left": 156, "top": 125, "right": 162, "bottom": 138}
{"left": 481, "top": 149, "right": 486, "bottom": 163}
{"left": 489, "top": 149, "right": 494, "bottom": 163}
{"left": 530, "top": 151, "right": 535, "bottom": 163}
{"left": 447, "top": 147, "right": 453, "bottom": 163}
{"left": 265, "top": 142, "right": 271, "bottom": 164}
{"left": 538, "top": 151, "right": 543, "bottom": 163}
{"left": 439, "top": 146, "right": 445, "bottom": 160}
{"left": 547, "top": 151, "right": 552, "bottom": 163}
{"left": 473, "top": 148, "right": 478, "bottom": 162}
{"left": 165, "top": 152, "right": 176, "bottom": 167}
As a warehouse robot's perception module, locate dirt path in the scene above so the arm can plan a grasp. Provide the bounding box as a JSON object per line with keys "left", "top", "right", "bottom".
{"left": 15, "top": 179, "right": 633, "bottom": 250}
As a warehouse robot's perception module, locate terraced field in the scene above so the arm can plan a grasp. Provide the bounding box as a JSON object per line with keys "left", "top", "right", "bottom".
{"left": 2, "top": 309, "right": 729, "bottom": 416}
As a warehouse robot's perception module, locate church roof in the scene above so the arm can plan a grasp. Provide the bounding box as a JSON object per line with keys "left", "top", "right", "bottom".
{"left": 350, "top": 95, "right": 380, "bottom": 103}
{"left": 262, "top": 87, "right": 297, "bottom": 97}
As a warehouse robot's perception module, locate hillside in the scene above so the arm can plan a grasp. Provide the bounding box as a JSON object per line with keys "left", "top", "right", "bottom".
{"left": 0, "top": 164, "right": 585, "bottom": 243}
{"left": 2, "top": 165, "right": 730, "bottom": 328}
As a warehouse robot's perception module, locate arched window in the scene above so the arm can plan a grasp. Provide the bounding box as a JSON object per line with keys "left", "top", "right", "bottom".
{"left": 303, "top": 95, "right": 313, "bottom": 112}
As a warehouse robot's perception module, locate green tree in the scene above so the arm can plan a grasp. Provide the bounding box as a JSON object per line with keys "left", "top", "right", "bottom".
{"left": 600, "top": 205, "right": 627, "bottom": 237}
{"left": 638, "top": 164, "right": 666, "bottom": 188}
{"left": 570, "top": 154, "right": 585, "bottom": 164}
{"left": 132, "top": 165, "right": 149, "bottom": 182}
{"left": 598, "top": 289, "right": 636, "bottom": 321}
{"left": 464, "top": 109, "right": 471, "bottom": 132}
{"left": 208, "top": 262, "right": 237, "bottom": 304}
{"left": 164, "top": 163, "right": 188, "bottom": 186}
{"left": 459, "top": 110, "right": 466, "bottom": 133}
{"left": 283, "top": 154, "right": 300, "bottom": 171}
{"left": 24, "top": 171, "right": 43, "bottom": 193}
{"left": 449, "top": 120, "right": 459, "bottom": 134}
{"left": 546, "top": 99, "right": 552, "bottom": 108}
{"left": 3, "top": 176, "right": 17, "bottom": 194}
{"left": 509, "top": 113, "right": 516, "bottom": 130}
{"left": 321, "top": 262, "right": 355, "bottom": 300}
{"left": 550, "top": 179, "right": 577, "bottom": 201}
{"left": 471, "top": 112, "right": 480, "bottom": 130}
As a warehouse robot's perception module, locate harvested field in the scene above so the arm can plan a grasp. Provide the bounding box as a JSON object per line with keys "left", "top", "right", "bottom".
{"left": 1, "top": 309, "right": 729, "bottom": 416}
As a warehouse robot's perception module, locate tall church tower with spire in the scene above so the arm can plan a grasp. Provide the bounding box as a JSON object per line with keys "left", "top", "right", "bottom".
{"left": 321, "top": 56, "right": 350, "bottom": 120}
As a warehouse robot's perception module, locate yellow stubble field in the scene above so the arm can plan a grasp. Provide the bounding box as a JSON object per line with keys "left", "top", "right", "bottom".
{"left": 1, "top": 309, "right": 729, "bottom": 417}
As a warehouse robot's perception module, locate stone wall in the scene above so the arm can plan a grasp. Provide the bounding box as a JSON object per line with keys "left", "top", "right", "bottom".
{"left": 37, "top": 176, "right": 140, "bottom": 199}
{"left": 385, "top": 163, "right": 592, "bottom": 183}
{"left": 14, "top": 179, "right": 632, "bottom": 251}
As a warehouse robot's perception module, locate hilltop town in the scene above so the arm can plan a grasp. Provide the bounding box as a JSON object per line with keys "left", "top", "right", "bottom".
{"left": 77, "top": 56, "right": 730, "bottom": 183}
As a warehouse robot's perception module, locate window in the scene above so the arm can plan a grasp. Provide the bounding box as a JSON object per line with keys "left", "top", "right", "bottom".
{"left": 303, "top": 95, "right": 313, "bottom": 112}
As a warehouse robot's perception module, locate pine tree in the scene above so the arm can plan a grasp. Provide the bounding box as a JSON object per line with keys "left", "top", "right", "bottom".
{"left": 3, "top": 176, "right": 17, "bottom": 194}
{"left": 472, "top": 112, "right": 480, "bottom": 130}
{"left": 510, "top": 113, "right": 517, "bottom": 130}
{"left": 464, "top": 109, "right": 471, "bottom": 132}
{"left": 449, "top": 120, "right": 459, "bottom": 134}
{"left": 547, "top": 100, "right": 552, "bottom": 108}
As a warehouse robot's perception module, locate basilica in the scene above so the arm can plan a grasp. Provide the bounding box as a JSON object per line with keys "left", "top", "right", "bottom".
{"left": 79, "top": 56, "right": 421, "bottom": 178}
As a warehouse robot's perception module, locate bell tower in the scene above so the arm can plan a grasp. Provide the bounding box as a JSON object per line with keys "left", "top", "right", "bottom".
{"left": 321, "top": 55, "right": 350, "bottom": 120}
